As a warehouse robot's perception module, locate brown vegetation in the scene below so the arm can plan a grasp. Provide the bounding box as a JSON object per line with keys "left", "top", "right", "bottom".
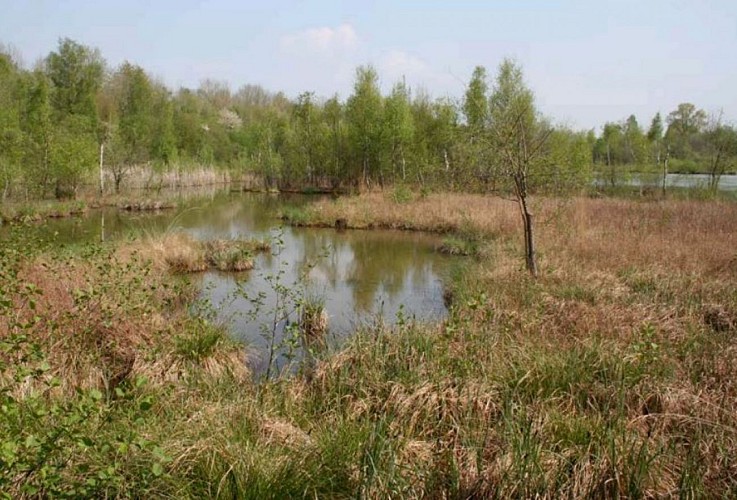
{"left": 292, "top": 192, "right": 737, "bottom": 272}
{"left": 136, "top": 233, "right": 271, "bottom": 273}
{"left": 3, "top": 192, "right": 737, "bottom": 496}
{"left": 0, "top": 247, "right": 249, "bottom": 397}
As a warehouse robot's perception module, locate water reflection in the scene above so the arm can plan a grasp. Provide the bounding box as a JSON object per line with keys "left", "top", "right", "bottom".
{"left": 198, "top": 223, "right": 448, "bottom": 375}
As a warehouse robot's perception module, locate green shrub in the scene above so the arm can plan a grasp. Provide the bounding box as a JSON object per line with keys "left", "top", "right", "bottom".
{"left": 390, "top": 184, "right": 413, "bottom": 204}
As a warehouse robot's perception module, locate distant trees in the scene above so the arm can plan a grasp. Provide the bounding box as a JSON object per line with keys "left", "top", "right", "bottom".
{"left": 701, "top": 113, "right": 737, "bottom": 191}
{"left": 0, "top": 50, "right": 23, "bottom": 200}
{"left": 382, "top": 82, "right": 413, "bottom": 182}
{"left": 108, "top": 62, "right": 155, "bottom": 191}
{"left": 662, "top": 102, "right": 708, "bottom": 175}
{"left": 463, "top": 66, "right": 489, "bottom": 132}
{"left": 0, "top": 37, "right": 734, "bottom": 200}
{"left": 346, "top": 66, "right": 384, "bottom": 187}
{"left": 647, "top": 112, "right": 666, "bottom": 193}
{"left": 45, "top": 39, "right": 103, "bottom": 198}
{"left": 590, "top": 102, "right": 737, "bottom": 192}
{"left": 22, "top": 72, "right": 54, "bottom": 197}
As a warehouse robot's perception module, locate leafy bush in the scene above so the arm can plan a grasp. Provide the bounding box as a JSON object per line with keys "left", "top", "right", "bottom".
{"left": 390, "top": 184, "right": 413, "bottom": 204}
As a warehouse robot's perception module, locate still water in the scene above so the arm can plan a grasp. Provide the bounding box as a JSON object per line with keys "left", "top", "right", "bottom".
{"left": 595, "top": 173, "right": 737, "bottom": 190}
{"left": 6, "top": 190, "right": 453, "bottom": 375}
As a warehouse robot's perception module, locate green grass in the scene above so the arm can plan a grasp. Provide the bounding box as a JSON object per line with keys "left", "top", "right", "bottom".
{"left": 0, "top": 199, "right": 88, "bottom": 224}
{"left": 279, "top": 205, "right": 313, "bottom": 226}
{"left": 437, "top": 235, "right": 478, "bottom": 256}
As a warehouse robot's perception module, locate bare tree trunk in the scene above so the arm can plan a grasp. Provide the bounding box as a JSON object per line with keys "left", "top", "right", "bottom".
{"left": 99, "top": 142, "right": 105, "bottom": 195}
{"left": 515, "top": 174, "right": 537, "bottom": 277}
{"left": 662, "top": 145, "right": 669, "bottom": 198}
{"left": 362, "top": 152, "right": 368, "bottom": 186}
{"left": 401, "top": 149, "right": 406, "bottom": 182}
{"left": 42, "top": 142, "right": 49, "bottom": 198}
{"left": 519, "top": 194, "right": 537, "bottom": 277}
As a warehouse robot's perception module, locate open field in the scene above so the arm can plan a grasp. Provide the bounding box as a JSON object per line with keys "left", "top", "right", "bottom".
{"left": 2, "top": 193, "right": 737, "bottom": 497}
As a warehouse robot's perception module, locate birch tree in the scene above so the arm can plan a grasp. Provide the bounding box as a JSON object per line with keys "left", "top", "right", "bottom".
{"left": 488, "top": 59, "right": 550, "bottom": 277}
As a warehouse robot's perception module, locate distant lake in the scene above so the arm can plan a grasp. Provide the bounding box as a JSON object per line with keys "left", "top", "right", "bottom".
{"left": 595, "top": 173, "right": 737, "bottom": 191}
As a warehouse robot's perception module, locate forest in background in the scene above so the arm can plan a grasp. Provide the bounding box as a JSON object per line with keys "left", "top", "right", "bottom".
{"left": 1, "top": 38, "right": 736, "bottom": 200}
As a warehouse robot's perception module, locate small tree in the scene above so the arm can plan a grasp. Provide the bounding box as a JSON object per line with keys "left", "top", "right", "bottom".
{"left": 647, "top": 112, "right": 666, "bottom": 195}
{"left": 346, "top": 66, "right": 383, "bottom": 187}
{"left": 702, "top": 112, "right": 737, "bottom": 192}
{"left": 22, "top": 72, "right": 54, "bottom": 197}
{"left": 382, "top": 81, "right": 414, "bottom": 182}
{"left": 485, "top": 59, "right": 587, "bottom": 277}
{"left": 487, "top": 59, "right": 551, "bottom": 276}
{"left": 114, "top": 62, "right": 154, "bottom": 192}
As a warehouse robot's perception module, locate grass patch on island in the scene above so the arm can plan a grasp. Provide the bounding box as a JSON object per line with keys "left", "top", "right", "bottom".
{"left": 139, "top": 233, "right": 271, "bottom": 273}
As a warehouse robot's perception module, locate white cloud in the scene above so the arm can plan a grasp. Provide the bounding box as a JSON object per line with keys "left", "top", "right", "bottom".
{"left": 377, "top": 50, "right": 458, "bottom": 95}
{"left": 281, "top": 23, "right": 358, "bottom": 54}
{"left": 379, "top": 50, "right": 428, "bottom": 80}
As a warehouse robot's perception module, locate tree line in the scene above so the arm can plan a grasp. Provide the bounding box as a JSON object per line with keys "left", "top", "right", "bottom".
{"left": 593, "top": 104, "right": 737, "bottom": 191}
{"left": 0, "top": 38, "right": 735, "bottom": 201}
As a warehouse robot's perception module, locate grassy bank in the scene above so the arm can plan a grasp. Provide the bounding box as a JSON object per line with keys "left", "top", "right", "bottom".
{"left": 2, "top": 193, "right": 737, "bottom": 497}
{"left": 0, "top": 196, "right": 178, "bottom": 225}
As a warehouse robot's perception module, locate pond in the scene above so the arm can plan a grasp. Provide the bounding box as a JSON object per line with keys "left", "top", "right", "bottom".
{"left": 5, "top": 190, "right": 454, "bottom": 376}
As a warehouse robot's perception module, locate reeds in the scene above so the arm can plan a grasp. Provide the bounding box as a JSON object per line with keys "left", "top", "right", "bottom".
{"left": 300, "top": 299, "right": 328, "bottom": 344}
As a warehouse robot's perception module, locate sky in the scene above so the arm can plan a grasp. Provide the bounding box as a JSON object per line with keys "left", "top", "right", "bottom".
{"left": 1, "top": 0, "right": 736, "bottom": 130}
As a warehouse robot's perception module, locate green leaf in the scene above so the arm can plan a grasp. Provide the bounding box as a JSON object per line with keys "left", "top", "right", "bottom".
{"left": 24, "top": 435, "right": 40, "bottom": 450}
{"left": 152, "top": 462, "right": 163, "bottom": 477}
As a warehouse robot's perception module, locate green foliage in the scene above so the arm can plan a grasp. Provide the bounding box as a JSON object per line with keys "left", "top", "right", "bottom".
{"left": 51, "top": 115, "right": 98, "bottom": 198}
{"left": 463, "top": 65, "right": 489, "bottom": 131}
{"left": 390, "top": 184, "right": 413, "bottom": 204}
{"left": 437, "top": 236, "right": 478, "bottom": 256}
{"left": 174, "top": 318, "right": 229, "bottom": 363}
{"left": 1, "top": 37, "right": 734, "bottom": 197}
{"left": 279, "top": 205, "right": 310, "bottom": 226}
{"left": 46, "top": 38, "right": 103, "bottom": 123}
{"left": 346, "top": 65, "right": 384, "bottom": 185}
{"left": 0, "top": 240, "right": 169, "bottom": 497}
{"left": 382, "top": 82, "right": 414, "bottom": 183}
{"left": 115, "top": 62, "right": 155, "bottom": 174}
{"left": 21, "top": 72, "right": 54, "bottom": 196}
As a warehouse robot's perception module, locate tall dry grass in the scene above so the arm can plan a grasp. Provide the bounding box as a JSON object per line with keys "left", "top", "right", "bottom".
{"left": 0, "top": 243, "right": 249, "bottom": 397}
{"left": 132, "top": 232, "right": 271, "bottom": 273}
{"left": 297, "top": 192, "right": 737, "bottom": 275}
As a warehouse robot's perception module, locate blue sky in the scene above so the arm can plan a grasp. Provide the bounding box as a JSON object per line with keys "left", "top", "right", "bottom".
{"left": 1, "top": 0, "right": 735, "bottom": 130}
